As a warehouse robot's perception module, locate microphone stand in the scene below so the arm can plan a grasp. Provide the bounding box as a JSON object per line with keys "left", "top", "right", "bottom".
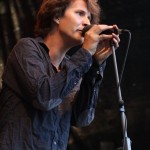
{"left": 111, "top": 45, "right": 132, "bottom": 150}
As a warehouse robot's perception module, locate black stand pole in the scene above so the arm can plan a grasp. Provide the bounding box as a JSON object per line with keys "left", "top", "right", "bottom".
{"left": 112, "top": 45, "right": 132, "bottom": 150}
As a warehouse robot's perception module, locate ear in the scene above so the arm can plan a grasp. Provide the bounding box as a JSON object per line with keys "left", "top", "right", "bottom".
{"left": 54, "top": 17, "right": 60, "bottom": 24}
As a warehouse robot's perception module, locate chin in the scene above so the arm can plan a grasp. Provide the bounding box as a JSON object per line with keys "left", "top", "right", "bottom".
{"left": 68, "top": 34, "right": 83, "bottom": 47}
{"left": 76, "top": 36, "right": 84, "bottom": 44}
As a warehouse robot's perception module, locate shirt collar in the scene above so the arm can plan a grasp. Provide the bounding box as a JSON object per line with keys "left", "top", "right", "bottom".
{"left": 35, "top": 36, "right": 49, "bottom": 54}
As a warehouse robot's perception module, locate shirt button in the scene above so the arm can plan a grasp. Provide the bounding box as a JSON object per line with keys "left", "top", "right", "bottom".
{"left": 96, "top": 71, "right": 100, "bottom": 74}
{"left": 100, "top": 67, "right": 103, "bottom": 72}
{"left": 54, "top": 141, "right": 57, "bottom": 145}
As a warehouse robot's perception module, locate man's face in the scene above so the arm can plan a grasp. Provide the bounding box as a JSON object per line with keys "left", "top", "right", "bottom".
{"left": 58, "top": 0, "right": 91, "bottom": 47}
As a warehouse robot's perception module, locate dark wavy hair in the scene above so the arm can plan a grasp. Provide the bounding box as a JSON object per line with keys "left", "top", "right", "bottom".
{"left": 34, "top": 0, "right": 101, "bottom": 38}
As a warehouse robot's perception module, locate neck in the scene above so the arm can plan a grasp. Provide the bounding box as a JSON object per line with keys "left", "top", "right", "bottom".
{"left": 43, "top": 32, "right": 71, "bottom": 69}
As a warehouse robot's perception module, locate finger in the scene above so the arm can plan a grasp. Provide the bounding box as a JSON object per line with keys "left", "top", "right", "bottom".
{"left": 99, "top": 34, "right": 113, "bottom": 43}
{"left": 112, "top": 33, "right": 120, "bottom": 42}
{"left": 112, "top": 38, "right": 119, "bottom": 48}
{"left": 95, "top": 48, "right": 112, "bottom": 62}
{"left": 90, "top": 24, "right": 114, "bottom": 35}
{"left": 113, "top": 24, "right": 119, "bottom": 30}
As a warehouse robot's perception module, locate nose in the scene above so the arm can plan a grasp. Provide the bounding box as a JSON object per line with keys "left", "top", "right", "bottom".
{"left": 82, "top": 16, "right": 91, "bottom": 26}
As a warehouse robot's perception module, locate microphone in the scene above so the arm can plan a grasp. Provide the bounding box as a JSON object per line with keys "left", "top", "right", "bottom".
{"left": 82, "top": 25, "right": 127, "bottom": 37}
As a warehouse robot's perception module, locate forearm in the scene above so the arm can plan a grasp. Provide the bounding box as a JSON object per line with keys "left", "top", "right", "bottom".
{"left": 71, "top": 60, "right": 106, "bottom": 127}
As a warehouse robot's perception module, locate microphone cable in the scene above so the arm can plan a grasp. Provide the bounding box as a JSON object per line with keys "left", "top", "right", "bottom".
{"left": 118, "top": 29, "right": 131, "bottom": 88}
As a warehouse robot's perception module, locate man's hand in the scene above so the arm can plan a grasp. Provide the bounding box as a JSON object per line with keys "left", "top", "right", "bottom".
{"left": 82, "top": 24, "right": 120, "bottom": 61}
{"left": 94, "top": 25, "right": 120, "bottom": 64}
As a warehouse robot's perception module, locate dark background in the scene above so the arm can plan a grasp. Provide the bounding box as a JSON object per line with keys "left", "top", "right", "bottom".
{"left": 0, "top": 0, "right": 150, "bottom": 149}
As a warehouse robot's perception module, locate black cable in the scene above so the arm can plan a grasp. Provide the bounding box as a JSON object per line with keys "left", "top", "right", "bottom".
{"left": 118, "top": 30, "right": 132, "bottom": 88}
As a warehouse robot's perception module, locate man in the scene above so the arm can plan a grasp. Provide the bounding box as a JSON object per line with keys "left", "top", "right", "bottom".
{"left": 0, "top": 0, "right": 120, "bottom": 149}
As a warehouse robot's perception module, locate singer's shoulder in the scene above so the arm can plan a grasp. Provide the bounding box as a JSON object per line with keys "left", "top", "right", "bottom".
{"left": 16, "top": 37, "right": 39, "bottom": 45}
{"left": 13, "top": 37, "right": 44, "bottom": 50}
{"left": 11, "top": 37, "right": 43, "bottom": 55}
